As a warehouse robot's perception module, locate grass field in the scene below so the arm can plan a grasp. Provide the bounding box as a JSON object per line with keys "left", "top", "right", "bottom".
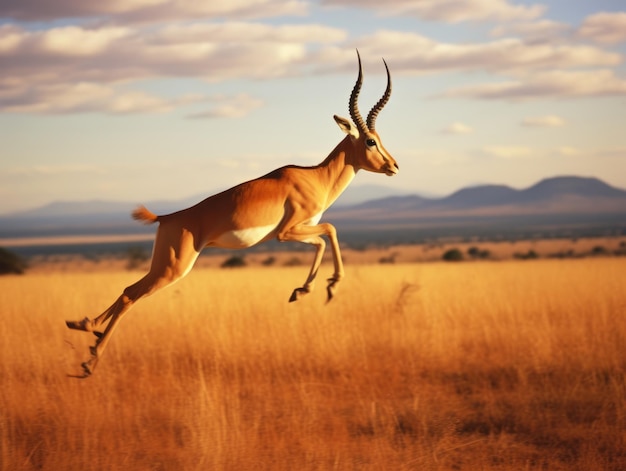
{"left": 1, "top": 257, "right": 625, "bottom": 470}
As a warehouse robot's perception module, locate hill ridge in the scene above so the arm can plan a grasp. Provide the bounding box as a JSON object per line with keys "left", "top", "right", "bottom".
{"left": 1, "top": 176, "right": 625, "bottom": 241}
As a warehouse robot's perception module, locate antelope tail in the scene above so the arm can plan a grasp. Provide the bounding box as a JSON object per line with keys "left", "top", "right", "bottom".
{"left": 132, "top": 205, "right": 159, "bottom": 225}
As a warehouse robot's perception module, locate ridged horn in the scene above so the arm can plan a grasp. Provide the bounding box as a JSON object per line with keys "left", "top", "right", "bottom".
{"left": 366, "top": 58, "right": 392, "bottom": 132}
{"left": 349, "top": 50, "right": 368, "bottom": 134}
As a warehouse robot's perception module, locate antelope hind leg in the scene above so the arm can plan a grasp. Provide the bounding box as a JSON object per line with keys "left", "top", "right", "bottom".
{"left": 66, "top": 317, "right": 93, "bottom": 332}
{"left": 81, "top": 351, "right": 99, "bottom": 377}
{"left": 67, "top": 356, "right": 98, "bottom": 379}
{"left": 66, "top": 317, "right": 104, "bottom": 339}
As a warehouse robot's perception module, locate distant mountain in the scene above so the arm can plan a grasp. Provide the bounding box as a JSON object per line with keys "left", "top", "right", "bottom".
{"left": 524, "top": 176, "right": 626, "bottom": 200}
{"left": 9, "top": 196, "right": 203, "bottom": 219}
{"left": 325, "top": 176, "right": 626, "bottom": 239}
{"left": 438, "top": 185, "right": 518, "bottom": 209}
{"left": 333, "top": 184, "right": 413, "bottom": 207}
{"left": 3, "top": 183, "right": 407, "bottom": 219}
{"left": 439, "top": 176, "right": 626, "bottom": 209}
{"left": 330, "top": 176, "right": 626, "bottom": 216}
{"left": 349, "top": 194, "right": 432, "bottom": 211}
{"left": 1, "top": 176, "right": 625, "bottom": 242}
{"left": 15, "top": 200, "right": 137, "bottom": 218}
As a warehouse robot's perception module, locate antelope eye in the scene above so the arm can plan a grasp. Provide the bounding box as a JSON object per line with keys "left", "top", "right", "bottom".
{"left": 366, "top": 139, "right": 376, "bottom": 147}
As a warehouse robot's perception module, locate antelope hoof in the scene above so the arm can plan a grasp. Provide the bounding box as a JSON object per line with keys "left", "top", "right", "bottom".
{"left": 80, "top": 361, "right": 94, "bottom": 378}
{"left": 81, "top": 354, "right": 98, "bottom": 378}
{"left": 326, "top": 278, "right": 340, "bottom": 303}
{"left": 67, "top": 359, "right": 94, "bottom": 379}
{"left": 66, "top": 317, "right": 92, "bottom": 332}
{"left": 289, "top": 287, "right": 310, "bottom": 303}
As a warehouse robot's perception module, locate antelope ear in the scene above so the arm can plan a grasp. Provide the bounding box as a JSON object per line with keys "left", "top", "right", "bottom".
{"left": 334, "top": 115, "right": 360, "bottom": 140}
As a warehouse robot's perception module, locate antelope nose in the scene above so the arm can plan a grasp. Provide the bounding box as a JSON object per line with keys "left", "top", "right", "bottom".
{"left": 386, "top": 161, "right": 399, "bottom": 176}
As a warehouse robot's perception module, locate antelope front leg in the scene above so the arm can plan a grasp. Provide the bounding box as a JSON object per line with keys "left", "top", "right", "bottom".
{"left": 279, "top": 222, "right": 344, "bottom": 303}
{"left": 289, "top": 235, "right": 325, "bottom": 302}
{"left": 323, "top": 223, "right": 344, "bottom": 302}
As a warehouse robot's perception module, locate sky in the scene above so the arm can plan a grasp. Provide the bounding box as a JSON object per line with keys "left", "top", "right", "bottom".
{"left": 1, "top": 0, "right": 625, "bottom": 215}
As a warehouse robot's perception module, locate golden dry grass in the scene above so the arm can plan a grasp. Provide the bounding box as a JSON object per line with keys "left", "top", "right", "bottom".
{"left": 1, "top": 257, "right": 625, "bottom": 470}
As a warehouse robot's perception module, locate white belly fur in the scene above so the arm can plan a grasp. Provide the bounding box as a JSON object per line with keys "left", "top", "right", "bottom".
{"left": 213, "top": 212, "right": 324, "bottom": 249}
{"left": 215, "top": 224, "right": 277, "bottom": 248}
{"left": 307, "top": 211, "right": 323, "bottom": 226}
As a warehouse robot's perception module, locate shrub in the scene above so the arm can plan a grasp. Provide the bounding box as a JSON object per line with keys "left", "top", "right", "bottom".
{"left": 467, "top": 246, "right": 490, "bottom": 259}
{"left": 590, "top": 245, "right": 607, "bottom": 256}
{"left": 442, "top": 248, "right": 464, "bottom": 262}
{"left": 126, "top": 246, "right": 150, "bottom": 270}
{"left": 514, "top": 250, "right": 539, "bottom": 260}
{"left": 221, "top": 255, "right": 247, "bottom": 268}
{"left": 379, "top": 252, "right": 397, "bottom": 264}
{"left": 261, "top": 256, "right": 276, "bottom": 266}
{"left": 283, "top": 256, "right": 302, "bottom": 267}
{"left": 0, "top": 247, "right": 28, "bottom": 275}
{"left": 549, "top": 249, "right": 575, "bottom": 259}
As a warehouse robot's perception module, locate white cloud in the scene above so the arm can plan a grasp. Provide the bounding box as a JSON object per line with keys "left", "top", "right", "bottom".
{"left": 0, "top": 81, "right": 176, "bottom": 115}
{"left": 440, "top": 69, "right": 626, "bottom": 100}
{"left": 186, "top": 94, "right": 264, "bottom": 119}
{"left": 1, "top": 12, "right": 623, "bottom": 116}
{"left": 483, "top": 146, "right": 532, "bottom": 159}
{"left": 491, "top": 19, "right": 571, "bottom": 42}
{"left": 0, "top": 25, "right": 25, "bottom": 52}
{"left": 108, "top": 91, "right": 174, "bottom": 114}
{"left": 39, "top": 26, "right": 133, "bottom": 56}
{"left": 441, "top": 122, "right": 473, "bottom": 134}
{"left": 521, "top": 115, "right": 565, "bottom": 128}
{"left": 555, "top": 146, "right": 581, "bottom": 157}
{"left": 578, "top": 12, "right": 626, "bottom": 44}
{"left": 353, "top": 31, "right": 620, "bottom": 75}
{"left": 0, "top": 22, "right": 345, "bottom": 115}
{"left": 0, "top": 82, "right": 114, "bottom": 114}
{"left": 157, "top": 22, "right": 346, "bottom": 45}
{"left": 0, "top": 22, "right": 343, "bottom": 82}
{"left": 0, "top": 0, "right": 308, "bottom": 22}
{"left": 323, "top": 0, "right": 545, "bottom": 23}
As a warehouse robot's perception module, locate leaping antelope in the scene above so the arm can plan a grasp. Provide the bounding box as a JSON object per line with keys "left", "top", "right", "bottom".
{"left": 66, "top": 51, "right": 398, "bottom": 377}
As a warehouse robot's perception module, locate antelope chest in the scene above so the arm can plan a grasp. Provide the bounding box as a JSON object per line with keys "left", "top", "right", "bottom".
{"left": 306, "top": 211, "right": 323, "bottom": 226}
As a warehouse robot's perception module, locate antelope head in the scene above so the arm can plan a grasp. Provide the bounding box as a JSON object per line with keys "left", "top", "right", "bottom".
{"left": 334, "top": 51, "right": 399, "bottom": 177}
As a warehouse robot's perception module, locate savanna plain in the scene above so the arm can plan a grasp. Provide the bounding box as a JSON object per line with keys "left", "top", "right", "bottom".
{"left": 1, "top": 241, "right": 625, "bottom": 470}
